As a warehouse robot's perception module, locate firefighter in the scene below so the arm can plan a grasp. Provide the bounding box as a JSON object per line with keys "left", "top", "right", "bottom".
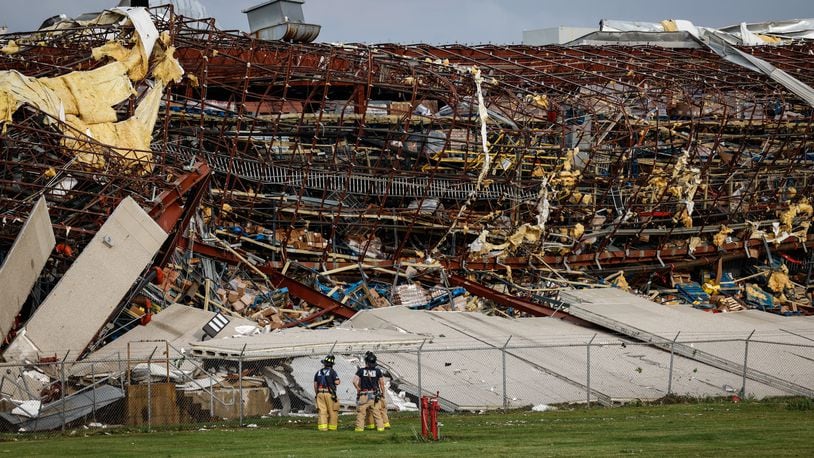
{"left": 353, "top": 351, "right": 385, "bottom": 432}
{"left": 364, "top": 352, "right": 391, "bottom": 430}
{"left": 313, "top": 354, "right": 340, "bottom": 431}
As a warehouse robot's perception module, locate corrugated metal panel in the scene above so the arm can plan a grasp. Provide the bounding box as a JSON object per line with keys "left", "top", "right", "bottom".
{"left": 252, "top": 22, "right": 321, "bottom": 43}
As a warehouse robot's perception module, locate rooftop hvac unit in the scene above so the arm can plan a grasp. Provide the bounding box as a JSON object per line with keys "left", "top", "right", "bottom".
{"left": 243, "top": 0, "right": 321, "bottom": 43}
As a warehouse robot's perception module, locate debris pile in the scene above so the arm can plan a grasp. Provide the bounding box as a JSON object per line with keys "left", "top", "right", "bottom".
{"left": 1, "top": 4, "right": 814, "bottom": 431}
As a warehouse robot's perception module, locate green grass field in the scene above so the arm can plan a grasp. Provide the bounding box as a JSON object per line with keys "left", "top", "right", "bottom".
{"left": 2, "top": 398, "right": 813, "bottom": 457}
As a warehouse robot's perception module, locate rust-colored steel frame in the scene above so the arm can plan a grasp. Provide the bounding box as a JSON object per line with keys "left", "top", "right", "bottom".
{"left": 3, "top": 7, "right": 814, "bottom": 320}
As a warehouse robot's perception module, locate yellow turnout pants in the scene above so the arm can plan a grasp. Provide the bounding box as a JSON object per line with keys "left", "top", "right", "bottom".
{"left": 355, "top": 394, "right": 383, "bottom": 431}
{"left": 365, "top": 398, "right": 390, "bottom": 429}
{"left": 316, "top": 392, "right": 339, "bottom": 431}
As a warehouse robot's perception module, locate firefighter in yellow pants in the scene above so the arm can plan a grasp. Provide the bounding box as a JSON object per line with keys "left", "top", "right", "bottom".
{"left": 363, "top": 351, "right": 390, "bottom": 429}
{"left": 354, "top": 352, "right": 385, "bottom": 432}
{"left": 313, "top": 354, "right": 340, "bottom": 431}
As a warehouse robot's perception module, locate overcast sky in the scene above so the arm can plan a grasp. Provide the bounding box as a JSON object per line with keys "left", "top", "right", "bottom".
{"left": 2, "top": 0, "right": 812, "bottom": 43}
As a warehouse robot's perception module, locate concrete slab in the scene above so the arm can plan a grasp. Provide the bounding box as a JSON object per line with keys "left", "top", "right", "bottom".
{"left": 4, "top": 197, "right": 167, "bottom": 363}
{"left": 0, "top": 197, "right": 55, "bottom": 339}
{"left": 188, "top": 327, "right": 425, "bottom": 361}
{"left": 563, "top": 287, "right": 814, "bottom": 397}
{"left": 342, "top": 308, "right": 785, "bottom": 410}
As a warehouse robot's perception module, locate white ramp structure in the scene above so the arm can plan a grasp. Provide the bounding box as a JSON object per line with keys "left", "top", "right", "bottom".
{"left": 4, "top": 197, "right": 167, "bottom": 363}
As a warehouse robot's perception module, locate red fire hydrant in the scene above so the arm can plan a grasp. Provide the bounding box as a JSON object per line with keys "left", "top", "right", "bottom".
{"left": 420, "top": 392, "right": 441, "bottom": 441}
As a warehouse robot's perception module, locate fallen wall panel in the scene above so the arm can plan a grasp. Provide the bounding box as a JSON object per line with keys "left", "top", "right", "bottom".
{"left": 3, "top": 197, "right": 167, "bottom": 363}
{"left": 0, "top": 197, "right": 55, "bottom": 339}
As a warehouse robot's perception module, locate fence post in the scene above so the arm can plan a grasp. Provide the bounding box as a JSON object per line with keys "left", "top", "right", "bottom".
{"left": 91, "top": 362, "right": 97, "bottom": 423}
{"left": 117, "top": 351, "right": 124, "bottom": 392}
{"left": 117, "top": 351, "right": 125, "bottom": 426}
{"left": 667, "top": 331, "right": 681, "bottom": 396}
{"left": 586, "top": 334, "right": 596, "bottom": 407}
{"left": 147, "top": 350, "right": 154, "bottom": 431}
{"left": 417, "top": 339, "right": 426, "bottom": 414}
{"left": 741, "top": 330, "right": 755, "bottom": 398}
{"left": 60, "top": 351, "right": 69, "bottom": 432}
{"left": 209, "top": 371, "right": 214, "bottom": 418}
{"left": 502, "top": 336, "right": 512, "bottom": 412}
{"left": 239, "top": 344, "right": 247, "bottom": 427}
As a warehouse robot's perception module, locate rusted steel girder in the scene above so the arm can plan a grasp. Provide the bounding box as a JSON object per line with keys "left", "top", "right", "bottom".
{"left": 176, "top": 237, "right": 358, "bottom": 320}
{"left": 180, "top": 232, "right": 814, "bottom": 276}
{"left": 146, "top": 160, "right": 212, "bottom": 269}
{"left": 447, "top": 274, "right": 594, "bottom": 327}
{"left": 148, "top": 160, "right": 211, "bottom": 233}
{"left": 267, "top": 271, "right": 357, "bottom": 320}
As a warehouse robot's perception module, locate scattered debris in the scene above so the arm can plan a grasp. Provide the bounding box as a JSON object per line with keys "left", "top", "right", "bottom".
{"left": 1, "top": 3, "right": 814, "bottom": 431}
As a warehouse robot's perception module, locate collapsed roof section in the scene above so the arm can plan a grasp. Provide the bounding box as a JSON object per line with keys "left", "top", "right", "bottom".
{"left": 163, "top": 20, "right": 814, "bottom": 276}
{"left": 602, "top": 18, "right": 814, "bottom": 42}
{"left": 1, "top": 6, "right": 814, "bottom": 322}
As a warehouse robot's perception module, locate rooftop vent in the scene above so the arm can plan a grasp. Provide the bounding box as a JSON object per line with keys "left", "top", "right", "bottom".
{"left": 243, "top": 0, "right": 321, "bottom": 43}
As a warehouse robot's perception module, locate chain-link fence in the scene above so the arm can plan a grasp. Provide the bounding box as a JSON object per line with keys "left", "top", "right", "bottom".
{"left": 1, "top": 335, "right": 813, "bottom": 436}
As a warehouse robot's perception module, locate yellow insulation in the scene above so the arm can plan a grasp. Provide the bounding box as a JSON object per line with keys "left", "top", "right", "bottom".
{"left": 660, "top": 20, "right": 679, "bottom": 32}
{"left": 758, "top": 34, "right": 783, "bottom": 44}
{"left": 0, "top": 14, "right": 185, "bottom": 174}
{"left": 152, "top": 46, "right": 185, "bottom": 86}
{"left": 62, "top": 82, "right": 164, "bottom": 173}
{"left": 702, "top": 281, "right": 720, "bottom": 295}
{"left": 767, "top": 266, "right": 793, "bottom": 293}
{"left": 675, "top": 208, "right": 693, "bottom": 228}
{"left": 507, "top": 223, "right": 542, "bottom": 248}
{"left": 746, "top": 283, "right": 768, "bottom": 301}
{"left": 688, "top": 236, "right": 702, "bottom": 254}
{"left": 41, "top": 62, "right": 136, "bottom": 124}
{"left": 92, "top": 41, "right": 132, "bottom": 63}
{"left": 713, "top": 225, "right": 733, "bottom": 248}
{"left": 0, "top": 70, "right": 64, "bottom": 130}
{"left": 611, "top": 272, "right": 630, "bottom": 291}
{"left": 1, "top": 40, "right": 20, "bottom": 55}
{"left": 779, "top": 200, "right": 814, "bottom": 230}
{"left": 91, "top": 39, "right": 148, "bottom": 82}
{"left": 530, "top": 94, "right": 548, "bottom": 109}
{"left": 559, "top": 223, "right": 585, "bottom": 242}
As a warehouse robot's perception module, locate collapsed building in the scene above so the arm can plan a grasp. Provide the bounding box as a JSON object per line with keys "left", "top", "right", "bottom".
{"left": 1, "top": 3, "right": 814, "bottom": 429}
